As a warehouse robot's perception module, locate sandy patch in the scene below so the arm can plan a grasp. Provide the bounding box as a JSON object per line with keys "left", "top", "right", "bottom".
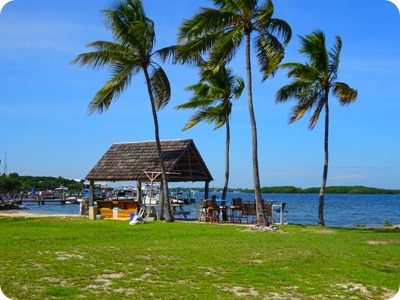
{"left": 367, "top": 239, "right": 400, "bottom": 245}
{"left": 0, "top": 211, "right": 80, "bottom": 218}
{"left": 243, "top": 225, "right": 284, "bottom": 233}
{"left": 374, "top": 224, "right": 400, "bottom": 230}
{"left": 220, "top": 285, "right": 259, "bottom": 297}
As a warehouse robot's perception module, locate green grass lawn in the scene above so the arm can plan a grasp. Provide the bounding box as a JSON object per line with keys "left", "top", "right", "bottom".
{"left": 0, "top": 216, "right": 399, "bottom": 299}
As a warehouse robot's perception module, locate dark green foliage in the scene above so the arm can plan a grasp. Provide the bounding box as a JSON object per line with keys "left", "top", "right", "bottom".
{"left": 0, "top": 174, "right": 84, "bottom": 193}
{"left": 0, "top": 173, "right": 22, "bottom": 193}
{"left": 177, "top": 186, "right": 400, "bottom": 194}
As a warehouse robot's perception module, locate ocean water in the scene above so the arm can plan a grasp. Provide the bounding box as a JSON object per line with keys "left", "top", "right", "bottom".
{"left": 199, "top": 192, "right": 400, "bottom": 228}
{"left": 20, "top": 192, "right": 400, "bottom": 228}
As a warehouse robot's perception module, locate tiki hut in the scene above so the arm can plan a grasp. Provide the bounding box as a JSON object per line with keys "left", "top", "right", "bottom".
{"left": 85, "top": 139, "right": 213, "bottom": 216}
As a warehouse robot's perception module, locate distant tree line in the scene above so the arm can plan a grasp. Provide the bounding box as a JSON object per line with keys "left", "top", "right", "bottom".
{"left": 178, "top": 185, "right": 400, "bottom": 195}
{"left": 260, "top": 186, "right": 400, "bottom": 194}
{"left": 0, "top": 173, "right": 84, "bottom": 194}
{"left": 2, "top": 173, "right": 398, "bottom": 195}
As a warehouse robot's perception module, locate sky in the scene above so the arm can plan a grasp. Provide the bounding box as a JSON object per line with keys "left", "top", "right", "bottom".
{"left": 0, "top": 0, "right": 399, "bottom": 190}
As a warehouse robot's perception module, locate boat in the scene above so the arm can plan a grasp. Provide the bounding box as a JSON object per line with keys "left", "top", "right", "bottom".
{"left": 65, "top": 196, "right": 78, "bottom": 204}
{"left": 77, "top": 182, "right": 107, "bottom": 203}
{"left": 142, "top": 193, "right": 160, "bottom": 205}
{"left": 141, "top": 183, "right": 160, "bottom": 205}
{"left": 40, "top": 190, "right": 54, "bottom": 199}
{"left": 52, "top": 186, "right": 80, "bottom": 204}
{"left": 110, "top": 186, "right": 138, "bottom": 200}
{"left": 170, "top": 190, "right": 196, "bottom": 204}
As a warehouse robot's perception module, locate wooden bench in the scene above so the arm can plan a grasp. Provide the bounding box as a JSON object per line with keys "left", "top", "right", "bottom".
{"left": 171, "top": 204, "right": 191, "bottom": 220}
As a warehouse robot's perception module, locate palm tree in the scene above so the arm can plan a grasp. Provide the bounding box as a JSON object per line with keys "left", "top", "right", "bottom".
{"left": 275, "top": 30, "right": 357, "bottom": 226}
{"left": 71, "top": 0, "right": 174, "bottom": 222}
{"left": 176, "top": 65, "right": 244, "bottom": 201}
{"left": 177, "top": 0, "right": 291, "bottom": 225}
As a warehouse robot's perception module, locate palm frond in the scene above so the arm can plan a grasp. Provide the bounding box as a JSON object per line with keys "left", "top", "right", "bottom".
{"left": 264, "top": 18, "right": 292, "bottom": 46}
{"left": 275, "top": 80, "right": 313, "bottom": 103}
{"left": 70, "top": 41, "right": 132, "bottom": 69}
{"left": 154, "top": 45, "right": 178, "bottom": 63}
{"left": 307, "top": 97, "right": 325, "bottom": 129}
{"left": 299, "top": 30, "right": 329, "bottom": 74}
{"left": 280, "top": 62, "right": 320, "bottom": 82}
{"left": 288, "top": 90, "right": 320, "bottom": 125}
{"left": 178, "top": 8, "right": 235, "bottom": 43}
{"left": 103, "top": 0, "right": 153, "bottom": 48}
{"left": 328, "top": 35, "right": 342, "bottom": 80}
{"left": 233, "top": 76, "right": 245, "bottom": 99}
{"left": 209, "top": 26, "right": 244, "bottom": 69}
{"left": 72, "top": 0, "right": 172, "bottom": 117}
{"left": 256, "top": 0, "right": 274, "bottom": 25}
{"left": 176, "top": 34, "right": 219, "bottom": 66}
{"left": 149, "top": 65, "right": 171, "bottom": 110}
{"left": 333, "top": 82, "right": 357, "bottom": 105}
{"left": 127, "top": 20, "right": 155, "bottom": 53}
{"left": 182, "top": 106, "right": 221, "bottom": 131}
{"left": 176, "top": 96, "right": 215, "bottom": 110}
{"left": 88, "top": 60, "right": 135, "bottom": 114}
{"left": 177, "top": 62, "right": 242, "bottom": 132}
{"left": 255, "top": 33, "right": 285, "bottom": 80}
{"left": 213, "top": 0, "right": 243, "bottom": 11}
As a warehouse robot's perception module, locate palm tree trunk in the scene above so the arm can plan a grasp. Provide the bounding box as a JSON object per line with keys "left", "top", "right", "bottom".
{"left": 143, "top": 67, "right": 173, "bottom": 222}
{"left": 318, "top": 99, "right": 329, "bottom": 226}
{"left": 221, "top": 112, "right": 230, "bottom": 201}
{"left": 245, "top": 33, "right": 266, "bottom": 226}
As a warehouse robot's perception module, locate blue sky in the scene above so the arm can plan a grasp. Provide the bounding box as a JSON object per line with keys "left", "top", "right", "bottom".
{"left": 0, "top": 0, "right": 399, "bottom": 189}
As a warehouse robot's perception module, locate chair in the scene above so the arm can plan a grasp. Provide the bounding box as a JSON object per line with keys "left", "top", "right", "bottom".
{"left": 241, "top": 202, "right": 256, "bottom": 223}
{"left": 199, "top": 198, "right": 207, "bottom": 222}
{"left": 230, "top": 198, "right": 243, "bottom": 223}
{"left": 273, "top": 202, "right": 289, "bottom": 224}
{"left": 262, "top": 200, "right": 273, "bottom": 225}
{"left": 205, "top": 199, "right": 219, "bottom": 223}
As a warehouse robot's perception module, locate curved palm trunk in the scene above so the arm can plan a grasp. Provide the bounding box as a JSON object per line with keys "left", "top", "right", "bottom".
{"left": 245, "top": 34, "right": 266, "bottom": 226}
{"left": 143, "top": 67, "right": 173, "bottom": 222}
{"left": 318, "top": 99, "right": 329, "bottom": 226}
{"left": 221, "top": 112, "right": 230, "bottom": 201}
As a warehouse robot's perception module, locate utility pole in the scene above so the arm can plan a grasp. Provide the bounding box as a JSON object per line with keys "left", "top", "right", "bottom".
{"left": 4, "top": 152, "right": 7, "bottom": 175}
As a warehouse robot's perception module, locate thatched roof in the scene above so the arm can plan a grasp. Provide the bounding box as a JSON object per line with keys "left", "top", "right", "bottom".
{"left": 86, "top": 139, "right": 213, "bottom": 183}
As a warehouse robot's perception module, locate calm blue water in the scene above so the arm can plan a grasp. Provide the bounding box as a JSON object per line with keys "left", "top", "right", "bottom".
{"left": 200, "top": 192, "right": 400, "bottom": 228}
{"left": 20, "top": 192, "right": 400, "bottom": 228}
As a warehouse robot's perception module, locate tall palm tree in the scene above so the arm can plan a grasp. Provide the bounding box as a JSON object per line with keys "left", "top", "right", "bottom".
{"left": 275, "top": 30, "right": 357, "bottom": 226}
{"left": 177, "top": 0, "right": 291, "bottom": 225}
{"left": 71, "top": 0, "right": 174, "bottom": 222}
{"left": 176, "top": 65, "right": 244, "bottom": 200}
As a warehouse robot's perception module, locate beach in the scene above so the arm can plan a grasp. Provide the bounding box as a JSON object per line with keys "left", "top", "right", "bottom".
{"left": 0, "top": 211, "right": 81, "bottom": 218}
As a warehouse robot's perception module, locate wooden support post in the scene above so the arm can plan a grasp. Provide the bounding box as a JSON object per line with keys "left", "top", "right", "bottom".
{"left": 137, "top": 181, "right": 142, "bottom": 203}
{"left": 204, "top": 181, "right": 209, "bottom": 199}
{"left": 88, "top": 180, "right": 97, "bottom": 220}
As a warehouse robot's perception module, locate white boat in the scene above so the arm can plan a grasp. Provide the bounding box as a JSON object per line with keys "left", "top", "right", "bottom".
{"left": 65, "top": 196, "right": 78, "bottom": 204}
{"left": 142, "top": 194, "right": 160, "bottom": 205}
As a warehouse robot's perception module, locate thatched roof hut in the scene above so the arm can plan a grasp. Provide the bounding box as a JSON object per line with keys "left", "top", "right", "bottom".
{"left": 86, "top": 139, "right": 213, "bottom": 183}
{"left": 85, "top": 139, "right": 213, "bottom": 219}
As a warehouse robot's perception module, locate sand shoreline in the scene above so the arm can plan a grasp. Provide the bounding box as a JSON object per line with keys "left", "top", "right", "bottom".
{"left": 0, "top": 210, "right": 81, "bottom": 218}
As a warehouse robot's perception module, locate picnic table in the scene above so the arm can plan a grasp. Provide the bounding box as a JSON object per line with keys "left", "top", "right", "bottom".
{"left": 171, "top": 204, "right": 191, "bottom": 220}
